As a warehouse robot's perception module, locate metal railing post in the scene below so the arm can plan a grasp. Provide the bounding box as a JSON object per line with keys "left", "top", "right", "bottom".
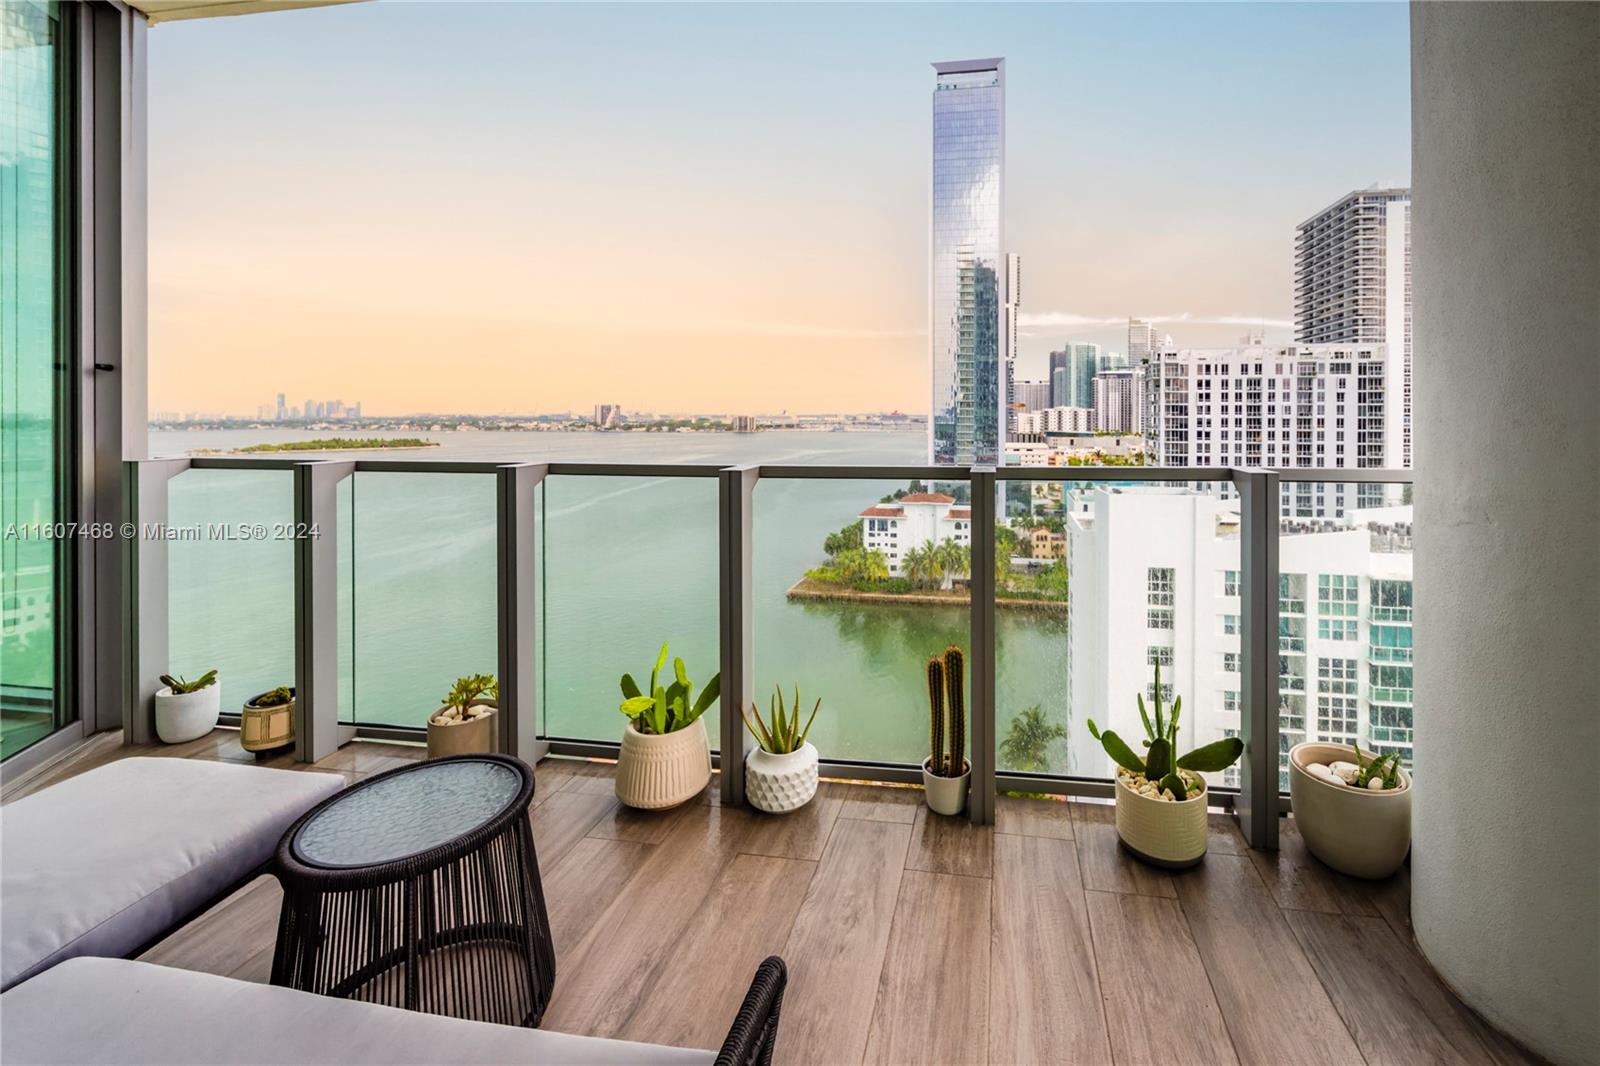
{"left": 718, "top": 466, "right": 759, "bottom": 806}
{"left": 122, "top": 458, "right": 189, "bottom": 744}
{"left": 497, "top": 464, "right": 548, "bottom": 765}
{"left": 1235, "top": 468, "right": 1281, "bottom": 850}
{"left": 293, "top": 461, "right": 354, "bottom": 763}
{"left": 967, "top": 467, "right": 997, "bottom": 825}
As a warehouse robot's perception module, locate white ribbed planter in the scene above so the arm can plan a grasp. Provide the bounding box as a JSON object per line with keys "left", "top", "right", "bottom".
{"left": 921, "top": 759, "right": 970, "bottom": 816}
{"left": 1114, "top": 773, "right": 1209, "bottom": 868}
{"left": 1288, "top": 742, "right": 1411, "bottom": 879}
{"left": 154, "top": 680, "right": 221, "bottom": 744}
{"left": 614, "top": 716, "right": 711, "bottom": 809}
{"left": 746, "top": 743, "right": 819, "bottom": 814}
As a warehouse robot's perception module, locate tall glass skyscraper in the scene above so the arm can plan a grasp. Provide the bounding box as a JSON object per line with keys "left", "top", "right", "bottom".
{"left": 929, "top": 58, "right": 1005, "bottom": 466}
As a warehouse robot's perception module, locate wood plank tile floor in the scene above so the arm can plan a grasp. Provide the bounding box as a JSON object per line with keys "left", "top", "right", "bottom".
{"left": 2, "top": 732, "right": 1549, "bottom": 1065}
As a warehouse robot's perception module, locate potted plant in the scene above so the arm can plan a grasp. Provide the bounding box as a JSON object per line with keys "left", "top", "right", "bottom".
{"left": 154, "top": 669, "right": 220, "bottom": 744}
{"left": 922, "top": 646, "right": 969, "bottom": 816}
{"left": 427, "top": 674, "right": 498, "bottom": 758}
{"left": 742, "top": 685, "right": 821, "bottom": 814}
{"left": 241, "top": 686, "right": 294, "bottom": 754}
{"left": 614, "top": 643, "right": 719, "bottom": 809}
{"left": 1087, "top": 663, "right": 1243, "bottom": 868}
{"left": 1289, "top": 741, "right": 1411, "bottom": 878}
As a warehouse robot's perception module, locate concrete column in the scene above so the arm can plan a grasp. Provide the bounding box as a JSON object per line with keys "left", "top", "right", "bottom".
{"left": 1411, "top": 5, "right": 1599, "bottom": 1064}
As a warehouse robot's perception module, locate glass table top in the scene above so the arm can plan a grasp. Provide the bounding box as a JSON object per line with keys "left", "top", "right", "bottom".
{"left": 292, "top": 759, "right": 522, "bottom": 868}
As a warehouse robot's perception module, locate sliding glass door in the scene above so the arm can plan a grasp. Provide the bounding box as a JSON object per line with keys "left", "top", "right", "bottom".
{"left": 1, "top": 1, "right": 73, "bottom": 761}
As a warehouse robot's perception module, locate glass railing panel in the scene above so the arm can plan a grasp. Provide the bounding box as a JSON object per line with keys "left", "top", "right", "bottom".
{"left": 347, "top": 472, "right": 496, "bottom": 729}
{"left": 998, "top": 478, "right": 1243, "bottom": 793}
{"left": 754, "top": 476, "right": 971, "bottom": 767}
{"left": 1278, "top": 478, "right": 1414, "bottom": 790}
{"left": 536, "top": 474, "right": 720, "bottom": 747}
{"left": 167, "top": 468, "right": 295, "bottom": 716}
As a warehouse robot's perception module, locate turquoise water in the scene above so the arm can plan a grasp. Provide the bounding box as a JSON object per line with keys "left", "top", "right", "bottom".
{"left": 159, "top": 430, "right": 1069, "bottom": 771}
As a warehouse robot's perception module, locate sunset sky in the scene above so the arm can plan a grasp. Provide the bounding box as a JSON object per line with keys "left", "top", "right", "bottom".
{"left": 147, "top": 2, "right": 1410, "bottom": 416}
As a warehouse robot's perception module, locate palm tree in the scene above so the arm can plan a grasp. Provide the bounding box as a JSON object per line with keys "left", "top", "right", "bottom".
{"left": 936, "top": 538, "right": 968, "bottom": 590}
{"left": 902, "top": 544, "right": 930, "bottom": 589}
{"left": 999, "top": 705, "right": 1068, "bottom": 773}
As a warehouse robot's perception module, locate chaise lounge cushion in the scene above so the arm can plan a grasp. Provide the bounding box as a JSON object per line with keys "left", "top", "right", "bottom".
{"left": 1, "top": 757, "right": 344, "bottom": 990}
{"left": 0, "top": 957, "right": 716, "bottom": 1064}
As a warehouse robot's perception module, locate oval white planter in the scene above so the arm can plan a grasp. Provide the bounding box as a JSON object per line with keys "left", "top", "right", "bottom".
{"left": 921, "top": 758, "right": 970, "bottom": 816}
{"left": 746, "top": 743, "right": 819, "bottom": 814}
{"left": 1114, "top": 774, "right": 1209, "bottom": 868}
{"left": 1289, "top": 741, "right": 1411, "bottom": 879}
{"left": 154, "top": 680, "right": 222, "bottom": 744}
{"left": 614, "top": 716, "right": 711, "bottom": 809}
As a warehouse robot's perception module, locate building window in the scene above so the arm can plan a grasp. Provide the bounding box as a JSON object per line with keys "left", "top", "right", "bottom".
{"left": 1147, "top": 646, "right": 1173, "bottom": 668}
{"left": 1222, "top": 652, "right": 1240, "bottom": 674}
{"left": 1147, "top": 609, "right": 1174, "bottom": 630}
{"left": 1317, "top": 573, "right": 1358, "bottom": 640}
{"left": 1222, "top": 570, "right": 1239, "bottom": 597}
{"left": 1222, "top": 614, "right": 1240, "bottom": 636}
{"left": 1222, "top": 690, "right": 1240, "bottom": 713}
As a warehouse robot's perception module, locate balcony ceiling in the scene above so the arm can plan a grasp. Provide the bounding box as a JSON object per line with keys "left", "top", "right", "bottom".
{"left": 127, "top": 0, "right": 363, "bottom": 26}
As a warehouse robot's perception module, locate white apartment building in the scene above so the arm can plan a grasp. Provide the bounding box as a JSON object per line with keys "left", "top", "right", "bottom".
{"left": 858, "top": 493, "right": 972, "bottom": 577}
{"left": 1295, "top": 188, "right": 1411, "bottom": 467}
{"left": 1016, "top": 405, "right": 1095, "bottom": 435}
{"left": 1149, "top": 344, "right": 1396, "bottom": 516}
{"left": 1092, "top": 367, "right": 1145, "bottom": 433}
{"left": 1065, "top": 487, "right": 1413, "bottom": 790}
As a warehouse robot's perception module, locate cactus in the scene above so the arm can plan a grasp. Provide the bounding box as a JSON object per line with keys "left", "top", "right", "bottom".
{"left": 925, "top": 646, "right": 967, "bottom": 778}
{"left": 1087, "top": 662, "right": 1243, "bottom": 801}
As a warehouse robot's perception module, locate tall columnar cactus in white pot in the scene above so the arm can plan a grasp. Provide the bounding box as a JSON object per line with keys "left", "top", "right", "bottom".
{"left": 1088, "top": 663, "right": 1243, "bottom": 868}
{"left": 614, "top": 643, "right": 720, "bottom": 810}
{"left": 921, "top": 646, "right": 969, "bottom": 816}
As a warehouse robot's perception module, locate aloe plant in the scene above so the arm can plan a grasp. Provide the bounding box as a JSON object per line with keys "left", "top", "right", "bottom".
{"left": 159, "top": 670, "right": 217, "bottom": 695}
{"left": 619, "top": 642, "right": 720, "bottom": 735}
{"left": 743, "top": 685, "right": 821, "bottom": 755}
{"left": 926, "top": 646, "right": 967, "bottom": 778}
{"left": 1087, "top": 662, "right": 1242, "bottom": 800}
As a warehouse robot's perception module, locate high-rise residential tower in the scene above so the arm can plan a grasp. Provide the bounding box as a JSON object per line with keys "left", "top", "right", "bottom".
{"left": 1002, "top": 252, "right": 1021, "bottom": 438}
{"left": 1048, "top": 342, "right": 1100, "bottom": 408}
{"left": 930, "top": 58, "right": 1005, "bottom": 466}
{"left": 1295, "top": 187, "right": 1412, "bottom": 466}
{"left": 1127, "top": 318, "right": 1161, "bottom": 365}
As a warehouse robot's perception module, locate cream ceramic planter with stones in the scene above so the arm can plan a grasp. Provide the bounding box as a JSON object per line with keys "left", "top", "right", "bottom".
{"left": 1289, "top": 741, "right": 1411, "bottom": 879}
{"left": 615, "top": 717, "right": 711, "bottom": 809}
{"left": 426, "top": 698, "right": 497, "bottom": 758}
{"left": 746, "top": 743, "right": 819, "bottom": 814}
{"left": 1114, "top": 770, "right": 1210, "bottom": 868}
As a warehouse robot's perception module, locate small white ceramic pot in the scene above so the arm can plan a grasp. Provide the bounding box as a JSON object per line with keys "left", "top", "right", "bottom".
{"left": 154, "top": 679, "right": 222, "bottom": 744}
{"left": 1114, "top": 775, "right": 1209, "bottom": 868}
{"left": 426, "top": 698, "right": 497, "bottom": 758}
{"left": 1288, "top": 741, "right": 1411, "bottom": 879}
{"left": 922, "top": 758, "right": 970, "bottom": 816}
{"left": 615, "top": 716, "right": 712, "bottom": 809}
{"left": 746, "top": 743, "right": 819, "bottom": 814}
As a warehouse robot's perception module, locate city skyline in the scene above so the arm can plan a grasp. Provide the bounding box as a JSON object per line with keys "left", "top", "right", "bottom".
{"left": 146, "top": 2, "right": 1410, "bottom": 416}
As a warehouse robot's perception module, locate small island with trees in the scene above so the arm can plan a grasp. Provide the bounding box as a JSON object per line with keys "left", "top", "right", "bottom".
{"left": 226, "top": 438, "right": 439, "bottom": 453}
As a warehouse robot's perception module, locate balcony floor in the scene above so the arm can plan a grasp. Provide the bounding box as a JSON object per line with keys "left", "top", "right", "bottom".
{"left": 6, "top": 731, "right": 1545, "bottom": 1066}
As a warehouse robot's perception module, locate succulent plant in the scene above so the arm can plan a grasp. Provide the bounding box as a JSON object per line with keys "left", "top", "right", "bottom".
{"left": 926, "top": 646, "right": 967, "bottom": 778}
{"left": 248, "top": 686, "right": 294, "bottom": 708}
{"left": 743, "top": 685, "right": 821, "bottom": 755}
{"left": 442, "top": 674, "right": 497, "bottom": 713}
{"left": 1352, "top": 744, "right": 1404, "bottom": 790}
{"left": 159, "top": 670, "right": 216, "bottom": 694}
{"left": 1087, "top": 662, "right": 1242, "bottom": 800}
{"left": 619, "top": 642, "right": 720, "bottom": 736}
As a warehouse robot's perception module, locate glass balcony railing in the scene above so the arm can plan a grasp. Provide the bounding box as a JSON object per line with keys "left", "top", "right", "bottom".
{"left": 167, "top": 466, "right": 295, "bottom": 716}
{"left": 129, "top": 459, "right": 1411, "bottom": 841}
{"left": 538, "top": 473, "right": 720, "bottom": 747}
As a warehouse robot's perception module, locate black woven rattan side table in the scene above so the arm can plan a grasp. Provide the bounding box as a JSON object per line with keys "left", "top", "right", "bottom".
{"left": 271, "top": 754, "right": 554, "bottom": 1027}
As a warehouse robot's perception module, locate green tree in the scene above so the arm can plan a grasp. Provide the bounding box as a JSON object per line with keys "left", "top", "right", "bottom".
{"left": 823, "top": 521, "right": 863, "bottom": 558}
{"left": 1000, "top": 705, "right": 1068, "bottom": 773}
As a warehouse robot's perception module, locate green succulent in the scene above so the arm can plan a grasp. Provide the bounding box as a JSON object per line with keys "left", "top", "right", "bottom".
{"left": 248, "top": 686, "right": 294, "bottom": 708}
{"left": 159, "top": 670, "right": 217, "bottom": 694}
{"left": 743, "top": 685, "right": 821, "bottom": 755}
{"left": 1087, "top": 662, "right": 1243, "bottom": 800}
{"left": 442, "top": 673, "right": 497, "bottom": 712}
{"left": 619, "top": 642, "right": 720, "bottom": 735}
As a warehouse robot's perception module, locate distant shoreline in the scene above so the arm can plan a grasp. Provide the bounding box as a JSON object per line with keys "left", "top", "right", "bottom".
{"left": 196, "top": 437, "right": 441, "bottom": 454}
{"left": 786, "top": 577, "right": 1068, "bottom": 614}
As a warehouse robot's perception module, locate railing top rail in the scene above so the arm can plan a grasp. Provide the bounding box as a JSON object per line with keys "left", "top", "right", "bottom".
{"left": 756, "top": 464, "right": 969, "bottom": 480}
{"left": 1276, "top": 468, "right": 1414, "bottom": 484}
{"left": 544, "top": 462, "right": 724, "bottom": 478}
{"left": 183, "top": 457, "right": 299, "bottom": 471}
{"left": 995, "top": 466, "right": 1233, "bottom": 483}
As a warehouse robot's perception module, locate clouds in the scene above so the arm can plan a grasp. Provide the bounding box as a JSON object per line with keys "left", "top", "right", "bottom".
{"left": 1018, "top": 310, "right": 1293, "bottom": 334}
